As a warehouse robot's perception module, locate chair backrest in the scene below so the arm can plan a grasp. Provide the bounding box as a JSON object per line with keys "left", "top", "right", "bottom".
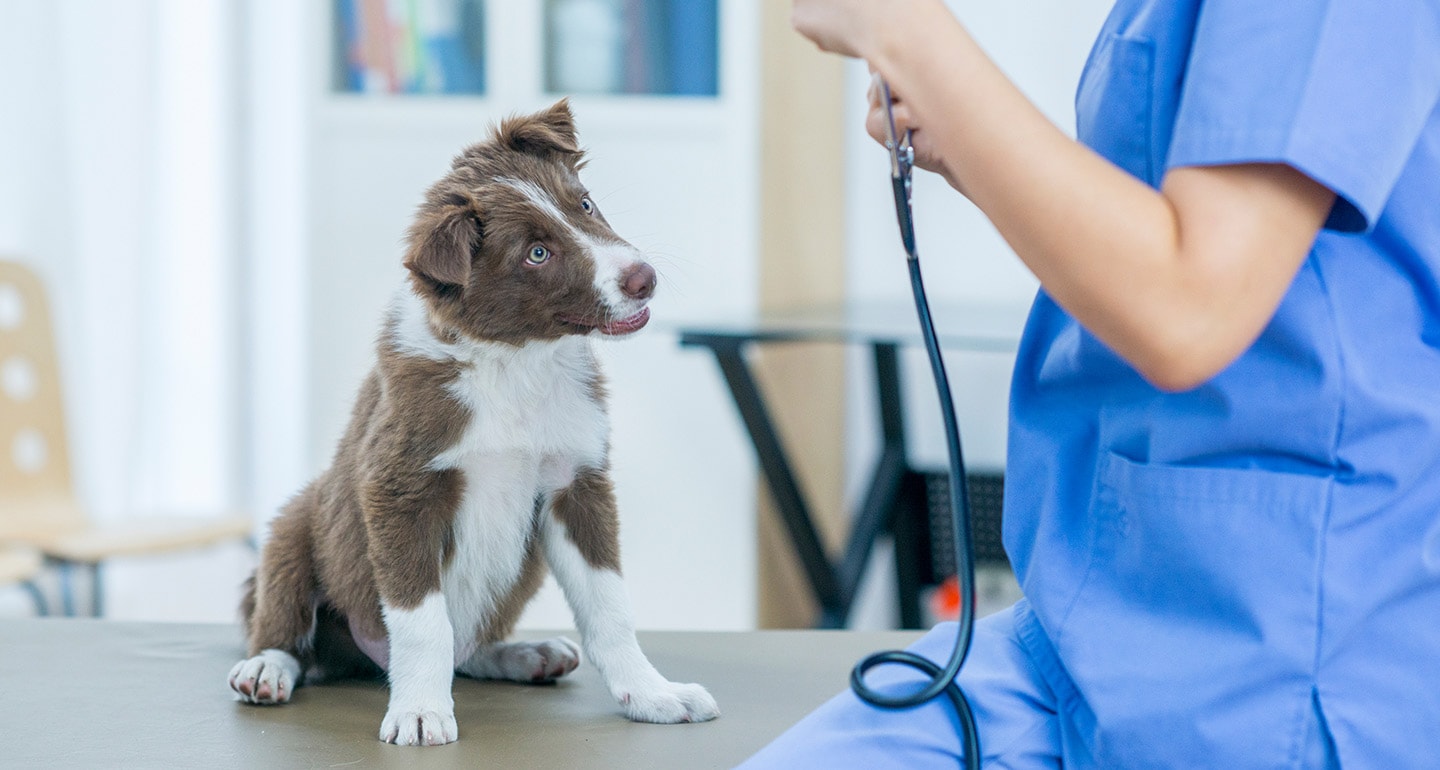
{"left": 0, "top": 258, "right": 85, "bottom": 538}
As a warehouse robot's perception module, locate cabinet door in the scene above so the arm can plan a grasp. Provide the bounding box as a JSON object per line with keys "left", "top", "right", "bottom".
{"left": 331, "top": 0, "right": 488, "bottom": 95}
{"left": 544, "top": 0, "right": 718, "bottom": 96}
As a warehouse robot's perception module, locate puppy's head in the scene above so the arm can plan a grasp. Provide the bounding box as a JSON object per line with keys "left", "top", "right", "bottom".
{"left": 403, "top": 99, "right": 656, "bottom": 345}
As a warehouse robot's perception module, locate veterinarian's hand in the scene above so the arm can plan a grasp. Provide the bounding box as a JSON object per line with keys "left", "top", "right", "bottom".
{"left": 864, "top": 72, "right": 963, "bottom": 193}
{"left": 792, "top": 0, "right": 936, "bottom": 58}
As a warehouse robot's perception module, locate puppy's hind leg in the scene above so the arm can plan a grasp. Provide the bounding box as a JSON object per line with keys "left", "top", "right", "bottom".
{"left": 458, "top": 637, "right": 582, "bottom": 683}
{"left": 230, "top": 506, "right": 318, "bottom": 705}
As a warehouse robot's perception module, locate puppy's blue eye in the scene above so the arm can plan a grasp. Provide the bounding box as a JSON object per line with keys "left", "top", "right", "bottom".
{"left": 526, "top": 245, "right": 551, "bottom": 265}
{"left": 580, "top": 197, "right": 594, "bottom": 215}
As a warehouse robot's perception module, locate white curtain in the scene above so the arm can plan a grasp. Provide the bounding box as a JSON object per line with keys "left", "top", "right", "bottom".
{"left": 0, "top": 0, "right": 240, "bottom": 523}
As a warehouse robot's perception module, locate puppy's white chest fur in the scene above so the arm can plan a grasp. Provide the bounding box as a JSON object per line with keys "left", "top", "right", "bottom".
{"left": 390, "top": 288, "right": 608, "bottom": 659}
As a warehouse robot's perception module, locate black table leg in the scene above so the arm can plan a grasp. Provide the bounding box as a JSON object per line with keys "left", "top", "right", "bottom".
{"left": 865, "top": 343, "right": 928, "bottom": 629}
{"left": 681, "top": 335, "right": 929, "bottom": 629}
{"left": 698, "top": 338, "right": 846, "bottom": 625}
{"left": 893, "top": 470, "right": 929, "bottom": 629}
{"left": 837, "top": 343, "right": 906, "bottom": 594}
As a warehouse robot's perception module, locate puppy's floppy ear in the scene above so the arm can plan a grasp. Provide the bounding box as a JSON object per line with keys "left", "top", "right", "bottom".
{"left": 496, "top": 98, "right": 583, "bottom": 165}
{"left": 404, "top": 202, "right": 479, "bottom": 290}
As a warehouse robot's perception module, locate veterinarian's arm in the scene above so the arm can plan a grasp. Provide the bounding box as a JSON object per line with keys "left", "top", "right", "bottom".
{"left": 792, "top": 0, "right": 1335, "bottom": 392}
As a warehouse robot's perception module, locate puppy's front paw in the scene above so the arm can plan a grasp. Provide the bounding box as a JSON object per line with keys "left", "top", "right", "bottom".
{"left": 379, "top": 706, "right": 458, "bottom": 746}
{"left": 228, "top": 649, "right": 300, "bottom": 705}
{"left": 620, "top": 681, "right": 720, "bottom": 724}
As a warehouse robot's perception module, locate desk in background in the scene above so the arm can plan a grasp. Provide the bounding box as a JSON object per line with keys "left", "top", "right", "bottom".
{"left": 678, "top": 301, "right": 1027, "bottom": 628}
{"left": 4, "top": 619, "right": 919, "bottom": 769}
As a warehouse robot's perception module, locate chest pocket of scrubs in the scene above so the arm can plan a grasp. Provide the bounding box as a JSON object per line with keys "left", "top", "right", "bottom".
{"left": 1076, "top": 33, "right": 1156, "bottom": 183}
{"left": 1055, "top": 452, "right": 1332, "bottom": 767}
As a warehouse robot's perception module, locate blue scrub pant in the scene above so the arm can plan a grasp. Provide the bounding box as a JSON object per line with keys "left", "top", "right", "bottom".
{"left": 738, "top": 601, "right": 1340, "bottom": 769}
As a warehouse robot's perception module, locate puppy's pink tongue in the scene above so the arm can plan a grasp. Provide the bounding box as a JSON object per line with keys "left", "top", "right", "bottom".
{"left": 600, "top": 307, "right": 651, "bottom": 335}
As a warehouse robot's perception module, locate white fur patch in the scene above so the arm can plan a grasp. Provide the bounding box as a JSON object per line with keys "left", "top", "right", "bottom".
{"left": 496, "top": 176, "right": 576, "bottom": 237}
{"left": 387, "top": 287, "right": 453, "bottom": 362}
{"left": 380, "top": 593, "right": 459, "bottom": 746}
{"left": 435, "top": 338, "right": 608, "bottom": 463}
{"left": 438, "top": 452, "right": 543, "bottom": 663}
{"left": 542, "top": 515, "right": 720, "bottom": 724}
{"left": 588, "top": 241, "right": 642, "bottom": 312}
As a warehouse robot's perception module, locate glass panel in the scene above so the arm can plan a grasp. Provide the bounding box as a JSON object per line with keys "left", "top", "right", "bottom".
{"left": 545, "top": 0, "right": 719, "bottom": 96}
{"left": 332, "top": 0, "right": 487, "bottom": 95}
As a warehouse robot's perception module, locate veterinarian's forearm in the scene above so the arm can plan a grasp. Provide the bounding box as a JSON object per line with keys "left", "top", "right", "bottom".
{"left": 865, "top": 4, "right": 1330, "bottom": 390}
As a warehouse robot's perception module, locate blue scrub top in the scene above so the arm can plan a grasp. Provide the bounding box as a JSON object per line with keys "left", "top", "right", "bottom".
{"left": 1005, "top": 0, "right": 1440, "bottom": 766}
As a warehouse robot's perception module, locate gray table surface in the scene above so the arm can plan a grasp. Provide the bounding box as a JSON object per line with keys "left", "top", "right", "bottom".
{"left": 3, "top": 620, "right": 921, "bottom": 769}
{"left": 669, "top": 299, "right": 1029, "bottom": 352}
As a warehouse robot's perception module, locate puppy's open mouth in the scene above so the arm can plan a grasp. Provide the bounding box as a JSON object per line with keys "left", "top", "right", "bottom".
{"left": 559, "top": 306, "right": 651, "bottom": 336}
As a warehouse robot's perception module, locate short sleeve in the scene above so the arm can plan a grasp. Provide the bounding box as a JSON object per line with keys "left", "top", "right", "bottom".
{"left": 1166, "top": 0, "right": 1440, "bottom": 233}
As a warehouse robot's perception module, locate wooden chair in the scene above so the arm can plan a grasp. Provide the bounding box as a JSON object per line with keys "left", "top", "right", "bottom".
{"left": 0, "top": 259, "right": 254, "bottom": 616}
{"left": 0, "top": 543, "right": 47, "bottom": 615}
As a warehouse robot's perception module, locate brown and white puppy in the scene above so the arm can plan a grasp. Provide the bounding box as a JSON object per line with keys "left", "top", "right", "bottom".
{"left": 228, "top": 100, "right": 718, "bottom": 746}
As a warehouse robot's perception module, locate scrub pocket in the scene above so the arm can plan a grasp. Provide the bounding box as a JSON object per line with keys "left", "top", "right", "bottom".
{"left": 1075, "top": 33, "right": 1156, "bottom": 183}
{"left": 1054, "top": 452, "right": 1332, "bottom": 768}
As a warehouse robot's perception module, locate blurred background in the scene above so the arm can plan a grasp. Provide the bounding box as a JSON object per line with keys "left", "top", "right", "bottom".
{"left": 0, "top": 0, "right": 1110, "bottom": 630}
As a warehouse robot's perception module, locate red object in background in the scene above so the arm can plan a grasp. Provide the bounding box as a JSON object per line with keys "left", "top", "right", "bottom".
{"left": 929, "top": 575, "right": 961, "bottom": 621}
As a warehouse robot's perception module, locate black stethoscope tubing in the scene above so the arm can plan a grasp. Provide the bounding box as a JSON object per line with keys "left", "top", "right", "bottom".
{"left": 847, "top": 79, "right": 983, "bottom": 770}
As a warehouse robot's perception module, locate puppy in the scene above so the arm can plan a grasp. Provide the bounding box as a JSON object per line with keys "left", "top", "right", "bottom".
{"left": 228, "top": 100, "right": 718, "bottom": 745}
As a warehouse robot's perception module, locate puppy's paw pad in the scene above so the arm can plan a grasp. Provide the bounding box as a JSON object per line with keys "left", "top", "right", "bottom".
{"left": 379, "top": 708, "right": 458, "bottom": 746}
{"left": 228, "top": 650, "right": 300, "bottom": 705}
{"left": 621, "top": 681, "right": 719, "bottom": 724}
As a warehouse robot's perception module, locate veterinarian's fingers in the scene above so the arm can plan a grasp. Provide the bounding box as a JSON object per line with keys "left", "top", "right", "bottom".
{"left": 867, "top": 71, "right": 883, "bottom": 112}
{"left": 866, "top": 104, "right": 886, "bottom": 146}
{"left": 865, "top": 73, "right": 889, "bottom": 147}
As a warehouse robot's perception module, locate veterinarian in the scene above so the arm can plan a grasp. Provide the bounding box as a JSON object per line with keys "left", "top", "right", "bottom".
{"left": 742, "top": 0, "right": 1440, "bottom": 767}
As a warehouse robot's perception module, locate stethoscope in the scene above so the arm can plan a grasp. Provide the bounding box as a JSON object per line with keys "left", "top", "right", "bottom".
{"left": 847, "top": 80, "right": 982, "bottom": 770}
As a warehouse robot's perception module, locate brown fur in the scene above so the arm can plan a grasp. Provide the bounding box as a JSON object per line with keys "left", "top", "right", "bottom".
{"left": 240, "top": 100, "right": 636, "bottom": 682}
{"left": 551, "top": 466, "right": 622, "bottom": 572}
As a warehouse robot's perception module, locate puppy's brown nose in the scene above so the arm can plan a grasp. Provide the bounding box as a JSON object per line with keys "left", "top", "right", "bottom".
{"left": 622, "top": 262, "right": 656, "bottom": 300}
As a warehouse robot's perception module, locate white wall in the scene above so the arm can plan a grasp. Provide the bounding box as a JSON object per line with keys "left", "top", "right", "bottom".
{"left": 0, "top": 6, "right": 65, "bottom": 258}
{"left": 0, "top": 1, "right": 241, "bottom": 522}
{"left": 241, "top": 0, "right": 312, "bottom": 536}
